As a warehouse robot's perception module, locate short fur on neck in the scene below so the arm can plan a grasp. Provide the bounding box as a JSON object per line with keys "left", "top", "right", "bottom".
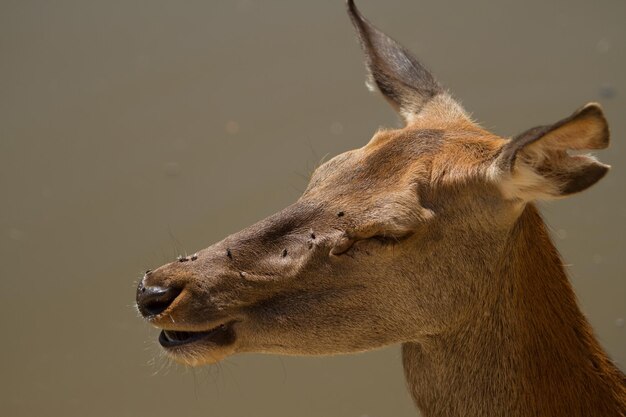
{"left": 402, "top": 205, "right": 626, "bottom": 417}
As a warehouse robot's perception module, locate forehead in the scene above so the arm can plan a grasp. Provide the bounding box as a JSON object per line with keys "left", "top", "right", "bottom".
{"left": 304, "top": 128, "right": 444, "bottom": 198}
{"left": 302, "top": 125, "right": 505, "bottom": 204}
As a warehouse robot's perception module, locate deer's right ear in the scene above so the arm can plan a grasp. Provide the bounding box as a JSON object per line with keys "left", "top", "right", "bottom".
{"left": 494, "top": 103, "right": 610, "bottom": 201}
{"left": 346, "top": 0, "right": 466, "bottom": 124}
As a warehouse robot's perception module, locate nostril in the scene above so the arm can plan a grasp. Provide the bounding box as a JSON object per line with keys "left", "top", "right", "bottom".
{"left": 136, "top": 284, "right": 182, "bottom": 317}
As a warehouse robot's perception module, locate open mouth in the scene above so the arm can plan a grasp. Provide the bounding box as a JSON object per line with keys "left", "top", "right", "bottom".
{"left": 158, "top": 321, "right": 236, "bottom": 349}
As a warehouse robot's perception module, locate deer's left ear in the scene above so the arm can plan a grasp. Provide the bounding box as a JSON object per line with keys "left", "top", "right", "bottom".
{"left": 494, "top": 103, "right": 610, "bottom": 201}
{"left": 347, "top": 0, "right": 466, "bottom": 124}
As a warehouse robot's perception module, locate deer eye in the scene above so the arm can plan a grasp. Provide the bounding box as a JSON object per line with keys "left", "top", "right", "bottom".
{"left": 367, "top": 231, "right": 414, "bottom": 247}
{"left": 330, "top": 231, "right": 413, "bottom": 256}
{"left": 370, "top": 234, "right": 402, "bottom": 245}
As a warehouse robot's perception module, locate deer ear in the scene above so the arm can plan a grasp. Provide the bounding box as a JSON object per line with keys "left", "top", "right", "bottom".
{"left": 495, "top": 103, "right": 610, "bottom": 201}
{"left": 346, "top": 0, "right": 465, "bottom": 123}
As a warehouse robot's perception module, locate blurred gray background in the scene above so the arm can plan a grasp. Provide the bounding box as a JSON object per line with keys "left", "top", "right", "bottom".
{"left": 1, "top": 1, "right": 624, "bottom": 416}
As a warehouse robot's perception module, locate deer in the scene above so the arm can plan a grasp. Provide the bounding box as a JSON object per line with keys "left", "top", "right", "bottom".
{"left": 136, "top": 1, "right": 626, "bottom": 416}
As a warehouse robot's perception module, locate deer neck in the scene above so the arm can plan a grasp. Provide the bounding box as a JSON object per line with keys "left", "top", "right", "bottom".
{"left": 402, "top": 204, "right": 625, "bottom": 417}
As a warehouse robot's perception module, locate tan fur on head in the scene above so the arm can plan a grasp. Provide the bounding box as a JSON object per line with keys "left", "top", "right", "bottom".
{"left": 137, "top": 2, "right": 625, "bottom": 416}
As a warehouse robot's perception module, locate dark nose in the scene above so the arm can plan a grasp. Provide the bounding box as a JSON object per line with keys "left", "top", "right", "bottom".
{"left": 136, "top": 280, "right": 182, "bottom": 317}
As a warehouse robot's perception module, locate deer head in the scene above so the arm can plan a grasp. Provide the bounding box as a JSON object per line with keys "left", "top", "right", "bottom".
{"left": 136, "top": 0, "right": 609, "bottom": 368}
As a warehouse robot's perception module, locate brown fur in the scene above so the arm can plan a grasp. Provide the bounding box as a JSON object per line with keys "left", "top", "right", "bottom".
{"left": 137, "top": 1, "right": 625, "bottom": 415}
{"left": 403, "top": 205, "right": 626, "bottom": 416}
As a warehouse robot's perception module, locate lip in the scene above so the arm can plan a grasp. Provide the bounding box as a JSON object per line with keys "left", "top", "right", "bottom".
{"left": 158, "top": 321, "right": 237, "bottom": 349}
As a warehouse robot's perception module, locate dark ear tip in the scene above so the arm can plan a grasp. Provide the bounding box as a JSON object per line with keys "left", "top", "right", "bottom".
{"left": 347, "top": 0, "right": 369, "bottom": 27}
{"left": 577, "top": 102, "right": 608, "bottom": 129}
{"left": 561, "top": 162, "right": 610, "bottom": 195}
{"left": 577, "top": 102, "right": 610, "bottom": 149}
{"left": 577, "top": 102, "right": 605, "bottom": 119}
{"left": 346, "top": 0, "right": 363, "bottom": 23}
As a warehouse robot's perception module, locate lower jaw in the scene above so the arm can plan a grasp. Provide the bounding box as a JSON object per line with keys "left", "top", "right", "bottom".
{"left": 158, "top": 322, "right": 238, "bottom": 366}
{"left": 163, "top": 343, "right": 237, "bottom": 366}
